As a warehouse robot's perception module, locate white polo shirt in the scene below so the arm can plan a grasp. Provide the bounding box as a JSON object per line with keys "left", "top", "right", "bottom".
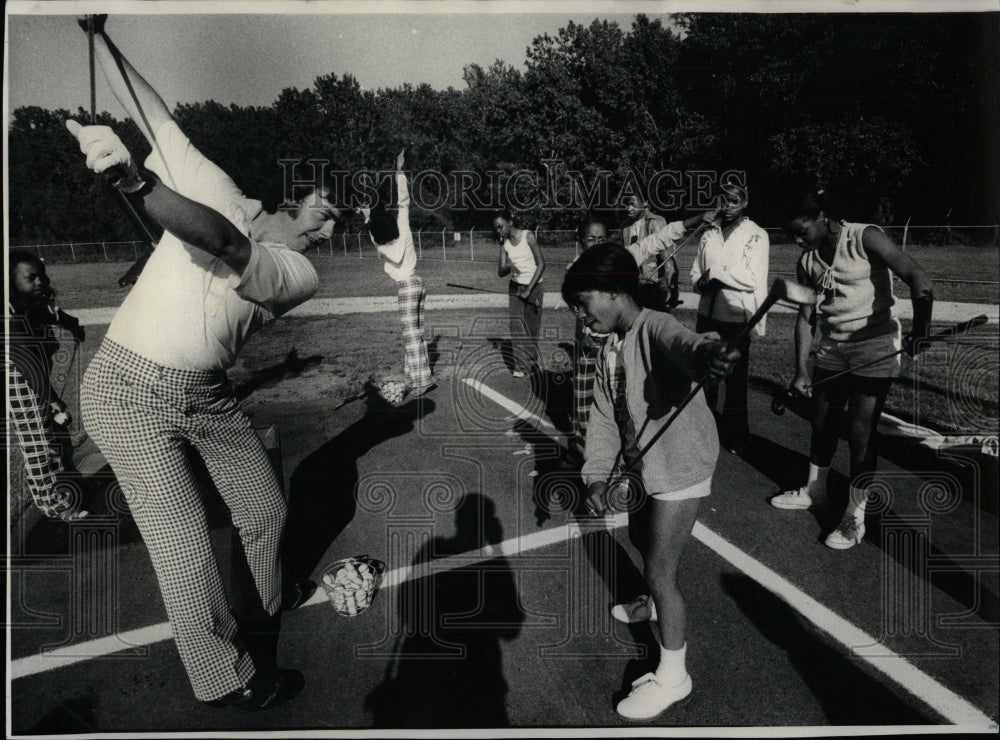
{"left": 105, "top": 121, "right": 318, "bottom": 371}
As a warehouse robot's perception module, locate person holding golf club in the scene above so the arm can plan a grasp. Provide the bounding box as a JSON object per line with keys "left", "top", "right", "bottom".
{"left": 622, "top": 187, "right": 680, "bottom": 312}
{"left": 562, "top": 243, "right": 740, "bottom": 721}
{"left": 7, "top": 250, "right": 89, "bottom": 521}
{"left": 494, "top": 210, "right": 546, "bottom": 378}
{"left": 360, "top": 149, "right": 435, "bottom": 402}
{"left": 770, "top": 189, "right": 934, "bottom": 550}
{"left": 66, "top": 15, "right": 342, "bottom": 710}
{"left": 690, "top": 176, "right": 769, "bottom": 455}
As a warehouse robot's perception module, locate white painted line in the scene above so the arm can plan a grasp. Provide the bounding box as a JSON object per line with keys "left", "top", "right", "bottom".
{"left": 10, "top": 623, "right": 171, "bottom": 680}
{"left": 474, "top": 379, "right": 995, "bottom": 728}
{"left": 10, "top": 517, "right": 626, "bottom": 681}
{"left": 10, "top": 380, "right": 996, "bottom": 729}
{"left": 692, "top": 523, "right": 994, "bottom": 727}
{"left": 460, "top": 377, "right": 562, "bottom": 435}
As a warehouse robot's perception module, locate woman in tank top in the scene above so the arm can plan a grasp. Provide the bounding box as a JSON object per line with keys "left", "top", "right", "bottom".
{"left": 494, "top": 210, "right": 546, "bottom": 378}
{"left": 770, "top": 190, "right": 934, "bottom": 550}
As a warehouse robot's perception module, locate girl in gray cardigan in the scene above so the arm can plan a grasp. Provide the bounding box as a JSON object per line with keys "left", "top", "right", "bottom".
{"left": 562, "top": 243, "right": 740, "bottom": 722}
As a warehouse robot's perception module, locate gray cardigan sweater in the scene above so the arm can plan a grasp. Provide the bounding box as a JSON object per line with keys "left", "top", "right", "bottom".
{"left": 581, "top": 309, "right": 720, "bottom": 496}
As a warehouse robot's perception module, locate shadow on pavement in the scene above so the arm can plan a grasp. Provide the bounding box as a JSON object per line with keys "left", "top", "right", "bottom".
{"left": 281, "top": 393, "right": 436, "bottom": 585}
{"left": 364, "top": 493, "right": 523, "bottom": 728}
{"left": 233, "top": 349, "right": 323, "bottom": 402}
{"left": 720, "top": 572, "right": 934, "bottom": 725}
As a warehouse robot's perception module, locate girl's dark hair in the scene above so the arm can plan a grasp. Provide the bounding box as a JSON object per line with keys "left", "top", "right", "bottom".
{"left": 8, "top": 249, "right": 44, "bottom": 276}
{"left": 368, "top": 208, "right": 399, "bottom": 245}
{"left": 561, "top": 243, "right": 641, "bottom": 306}
{"left": 783, "top": 189, "right": 836, "bottom": 223}
{"left": 493, "top": 209, "right": 513, "bottom": 224}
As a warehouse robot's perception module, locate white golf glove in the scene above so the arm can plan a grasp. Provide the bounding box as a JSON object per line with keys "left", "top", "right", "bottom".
{"left": 66, "top": 119, "right": 145, "bottom": 193}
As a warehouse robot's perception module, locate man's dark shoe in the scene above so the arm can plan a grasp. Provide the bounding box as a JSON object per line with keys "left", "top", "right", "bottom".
{"left": 206, "top": 669, "right": 305, "bottom": 711}
{"left": 281, "top": 579, "right": 317, "bottom": 612}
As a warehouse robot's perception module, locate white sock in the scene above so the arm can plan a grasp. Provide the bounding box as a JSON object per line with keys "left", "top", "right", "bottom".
{"left": 845, "top": 485, "right": 868, "bottom": 520}
{"left": 804, "top": 463, "right": 829, "bottom": 500}
{"left": 654, "top": 642, "right": 688, "bottom": 688}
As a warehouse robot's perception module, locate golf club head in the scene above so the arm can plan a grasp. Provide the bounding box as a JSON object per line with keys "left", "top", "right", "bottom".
{"left": 769, "top": 277, "right": 817, "bottom": 306}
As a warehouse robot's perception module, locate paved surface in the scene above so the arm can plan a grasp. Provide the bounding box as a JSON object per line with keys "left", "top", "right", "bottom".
{"left": 7, "top": 327, "right": 999, "bottom": 735}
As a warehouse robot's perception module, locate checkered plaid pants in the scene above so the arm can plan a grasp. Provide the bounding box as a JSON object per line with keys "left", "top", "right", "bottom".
{"left": 397, "top": 276, "right": 433, "bottom": 388}
{"left": 6, "top": 361, "right": 73, "bottom": 517}
{"left": 80, "top": 339, "right": 286, "bottom": 701}
{"left": 572, "top": 348, "right": 598, "bottom": 459}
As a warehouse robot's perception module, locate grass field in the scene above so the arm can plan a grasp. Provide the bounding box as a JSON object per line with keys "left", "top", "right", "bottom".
{"left": 43, "top": 238, "right": 1000, "bottom": 309}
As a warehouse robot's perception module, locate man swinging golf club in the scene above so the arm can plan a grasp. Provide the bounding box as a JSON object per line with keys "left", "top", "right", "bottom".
{"left": 66, "top": 15, "right": 342, "bottom": 710}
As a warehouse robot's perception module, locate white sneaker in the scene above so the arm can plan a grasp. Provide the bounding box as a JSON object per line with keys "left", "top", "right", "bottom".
{"left": 825, "top": 515, "right": 865, "bottom": 549}
{"left": 610, "top": 594, "right": 658, "bottom": 624}
{"left": 512, "top": 370, "right": 526, "bottom": 378}
{"left": 770, "top": 486, "right": 815, "bottom": 510}
{"left": 616, "top": 672, "right": 692, "bottom": 721}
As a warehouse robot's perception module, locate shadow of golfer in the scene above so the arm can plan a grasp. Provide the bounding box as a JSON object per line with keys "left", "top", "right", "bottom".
{"left": 720, "top": 572, "right": 933, "bottom": 724}
{"left": 364, "top": 493, "right": 523, "bottom": 728}
{"left": 281, "top": 392, "right": 436, "bottom": 585}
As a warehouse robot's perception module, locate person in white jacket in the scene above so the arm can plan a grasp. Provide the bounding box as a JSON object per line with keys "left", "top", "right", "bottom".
{"left": 689, "top": 178, "right": 769, "bottom": 455}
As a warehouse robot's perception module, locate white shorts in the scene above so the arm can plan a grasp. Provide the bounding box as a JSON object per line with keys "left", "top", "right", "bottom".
{"left": 650, "top": 475, "right": 712, "bottom": 502}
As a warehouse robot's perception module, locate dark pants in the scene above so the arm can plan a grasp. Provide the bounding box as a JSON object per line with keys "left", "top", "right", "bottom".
{"left": 696, "top": 315, "right": 751, "bottom": 449}
{"left": 508, "top": 281, "right": 543, "bottom": 373}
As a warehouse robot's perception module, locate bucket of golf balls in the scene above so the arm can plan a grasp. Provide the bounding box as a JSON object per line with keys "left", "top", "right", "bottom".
{"left": 321, "top": 556, "right": 384, "bottom": 617}
{"left": 377, "top": 379, "right": 408, "bottom": 406}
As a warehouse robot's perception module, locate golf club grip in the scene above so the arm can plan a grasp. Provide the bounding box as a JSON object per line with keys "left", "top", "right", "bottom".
{"left": 102, "top": 164, "right": 129, "bottom": 189}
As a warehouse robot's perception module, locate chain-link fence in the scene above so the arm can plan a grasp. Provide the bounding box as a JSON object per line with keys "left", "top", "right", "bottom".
{"left": 11, "top": 224, "right": 999, "bottom": 298}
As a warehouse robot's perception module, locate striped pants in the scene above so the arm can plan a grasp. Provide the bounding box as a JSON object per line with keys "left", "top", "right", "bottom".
{"left": 397, "top": 276, "right": 433, "bottom": 388}
{"left": 81, "top": 339, "right": 285, "bottom": 701}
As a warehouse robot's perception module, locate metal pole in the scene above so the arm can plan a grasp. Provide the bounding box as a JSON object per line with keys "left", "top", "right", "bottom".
{"left": 902, "top": 217, "right": 911, "bottom": 252}
{"left": 442, "top": 228, "right": 446, "bottom": 261}
{"left": 342, "top": 233, "right": 347, "bottom": 257}
{"left": 357, "top": 233, "right": 363, "bottom": 258}
{"left": 102, "top": 242, "right": 108, "bottom": 261}
{"left": 417, "top": 229, "right": 422, "bottom": 259}
{"left": 470, "top": 230, "right": 474, "bottom": 262}
{"left": 70, "top": 242, "right": 76, "bottom": 262}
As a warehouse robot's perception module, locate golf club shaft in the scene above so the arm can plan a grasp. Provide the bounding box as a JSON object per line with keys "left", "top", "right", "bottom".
{"left": 809, "top": 314, "right": 988, "bottom": 390}
{"left": 650, "top": 219, "right": 712, "bottom": 274}
{"left": 607, "top": 290, "right": 782, "bottom": 488}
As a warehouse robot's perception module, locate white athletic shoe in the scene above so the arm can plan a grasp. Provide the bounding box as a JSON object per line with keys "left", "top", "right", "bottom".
{"left": 616, "top": 672, "right": 692, "bottom": 721}
{"left": 610, "top": 594, "right": 658, "bottom": 624}
{"left": 825, "top": 515, "right": 865, "bottom": 549}
{"left": 512, "top": 370, "right": 526, "bottom": 378}
{"left": 770, "top": 486, "right": 815, "bottom": 510}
